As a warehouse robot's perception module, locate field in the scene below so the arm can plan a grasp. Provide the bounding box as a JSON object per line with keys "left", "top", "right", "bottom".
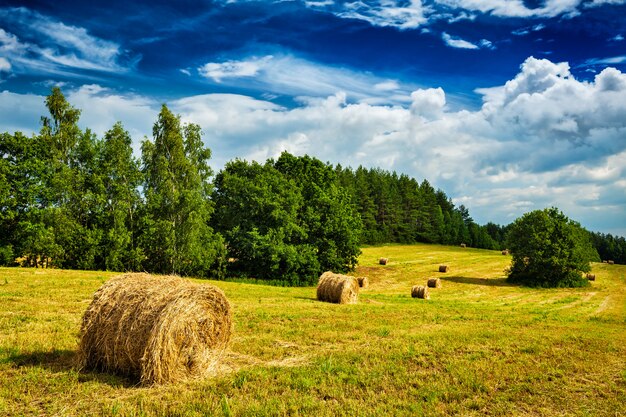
{"left": 1, "top": 244, "right": 625, "bottom": 416}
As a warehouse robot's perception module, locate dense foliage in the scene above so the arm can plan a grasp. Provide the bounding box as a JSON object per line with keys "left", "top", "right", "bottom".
{"left": 212, "top": 154, "right": 361, "bottom": 284}
{"left": 506, "top": 208, "right": 600, "bottom": 287}
{"left": 334, "top": 166, "right": 503, "bottom": 249}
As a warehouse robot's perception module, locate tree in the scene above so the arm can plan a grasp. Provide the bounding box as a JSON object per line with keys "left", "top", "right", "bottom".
{"left": 141, "top": 105, "right": 224, "bottom": 277}
{"left": 506, "top": 207, "right": 600, "bottom": 287}
{"left": 212, "top": 159, "right": 318, "bottom": 283}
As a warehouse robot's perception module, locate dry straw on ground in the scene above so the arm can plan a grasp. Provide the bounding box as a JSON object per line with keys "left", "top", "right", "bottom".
{"left": 586, "top": 274, "right": 596, "bottom": 281}
{"left": 411, "top": 285, "right": 430, "bottom": 299}
{"left": 316, "top": 271, "right": 359, "bottom": 304}
{"left": 427, "top": 278, "right": 442, "bottom": 288}
{"left": 439, "top": 265, "right": 449, "bottom": 273}
{"left": 357, "top": 276, "right": 369, "bottom": 288}
{"left": 79, "top": 273, "right": 232, "bottom": 385}
{"left": 379, "top": 258, "right": 388, "bottom": 265}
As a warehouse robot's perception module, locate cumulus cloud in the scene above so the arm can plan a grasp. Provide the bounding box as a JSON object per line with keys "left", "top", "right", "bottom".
{"left": 2, "top": 56, "right": 625, "bottom": 234}
{"left": 0, "top": 7, "right": 134, "bottom": 76}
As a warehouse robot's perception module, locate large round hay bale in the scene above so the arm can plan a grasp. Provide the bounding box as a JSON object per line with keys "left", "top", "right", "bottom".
{"left": 438, "top": 265, "right": 449, "bottom": 273}
{"left": 357, "top": 276, "right": 369, "bottom": 288}
{"left": 502, "top": 250, "right": 509, "bottom": 255}
{"left": 427, "top": 278, "right": 442, "bottom": 288}
{"left": 79, "top": 273, "right": 232, "bottom": 385}
{"left": 411, "top": 285, "right": 429, "bottom": 299}
{"left": 586, "top": 274, "right": 596, "bottom": 281}
{"left": 317, "top": 271, "right": 359, "bottom": 304}
{"left": 379, "top": 258, "right": 388, "bottom": 265}
{"left": 460, "top": 243, "right": 466, "bottom": 248}
{"left": 608, "top": 260, "right": 615, "bottom": 265}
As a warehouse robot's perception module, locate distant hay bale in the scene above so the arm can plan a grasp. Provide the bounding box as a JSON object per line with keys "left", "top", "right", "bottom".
{"left": 411, "top": 285, "right": 430, "bottom": 299}
{"left": 602, "top": 260, "right": 608, "bottom": 263}
{"left": 438, "top": 265, "right": 449, "bottom": 273}
{"left": 502, "top": 250, "right": 509, "bottom": 255}
{"left": 79, "top": 273, "right": 232, "bottom": 385}
{"left": 379, "top": 258, "right": 388, "bottom": 265}
{"left": 608, "top": 260, "right": 615, "bottom": 265}
{"left": 460, "top": 243, "right": 466, "bottom": 248}
{"left": 427, "top": 278, "right": 442, "bottom": 288}
{"left": 357, "top": 276, "right": 369, "bottom": 288}
{"left": 317, "top": 272, "right": 359, "bottom": 304}
{"left": 586, "top": 274, "right": 596, "bottom": 281}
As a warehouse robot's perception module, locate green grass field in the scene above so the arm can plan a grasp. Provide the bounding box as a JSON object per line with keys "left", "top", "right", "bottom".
{"left": 1, "top": 244, "right": 625, "bottom": 416}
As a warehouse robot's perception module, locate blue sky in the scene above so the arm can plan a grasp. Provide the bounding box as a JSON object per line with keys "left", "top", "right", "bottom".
{"left": 1, "top": 0, "right": 625, "bottom": 235}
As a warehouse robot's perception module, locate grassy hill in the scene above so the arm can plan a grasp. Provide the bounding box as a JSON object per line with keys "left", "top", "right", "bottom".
{"left": 1, "top": 244, "right": 624, "bottom": 416}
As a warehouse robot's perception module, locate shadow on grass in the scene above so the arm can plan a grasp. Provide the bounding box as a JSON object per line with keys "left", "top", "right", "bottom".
{"left": 441, "top": 276, "right": 514, "bottom": 287}
{"left": 6, "top": 349, "right": 137, "bottom": 387}
{"left": 293, "top": 296, "right": 318, "bottom": 301}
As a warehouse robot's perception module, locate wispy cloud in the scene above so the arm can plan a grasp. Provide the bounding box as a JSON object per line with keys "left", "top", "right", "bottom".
{"left": 305, "top": 0, "right": 428, "bottom": 30}
{"left": 442, "top": 32, "right": 479, "bottom": 49}
{"left": 0, "top": 7, "right": 135, "bottom": 77}
{"left": 198, "top": 56, "right": 273, "bottom": 82}
{"left": 610, "top": 34, "right": 624, "bottom": 41}
{"left": 196, "top": 54, "right": 415, "bottom": 104}
{"left": 582, "top": 55, "right": 626, "bottom": 66}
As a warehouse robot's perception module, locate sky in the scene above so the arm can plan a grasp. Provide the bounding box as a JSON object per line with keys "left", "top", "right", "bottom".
{"left": 1, "top": 0, "right": 625, "bottom": 236}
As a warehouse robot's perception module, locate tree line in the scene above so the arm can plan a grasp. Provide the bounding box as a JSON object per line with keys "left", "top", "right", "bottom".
{"left": 0, "top": 89, "right": 623, "bottom": 284}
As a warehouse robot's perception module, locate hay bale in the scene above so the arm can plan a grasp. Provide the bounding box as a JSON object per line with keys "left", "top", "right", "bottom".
{"left": 586, "top": 274, "right": 596, "bottom": 281}
{"left": 602, "top": 260, "right": 608, "bottom": 263}
{"left": 427, "top": 278, "right": 442, "bottom": 288}
{"left": 317, "top": 272, "right": 359, "bottom": 304}
{"left": 460, "top": 243, "right": 466, "bottom": 248}
{"left": 411, "top": 285, "right": 430, "bottom": 299}
{"left": 79, "top": 273, "right": 232, "bottom": 385}
{"left": 438, "top": 265, "right": 449, "bottom": 273}
{"left": 357, "top": 276, "right": 369, "bottom": 289}
{"left": 608, "top": 260, "right": 615, "bottom": 265}
{"left": 379, "top": 258, "right": 388, "bottom": 265}
{"left": 502, "top": 250, "right": 509, "bottom": 255}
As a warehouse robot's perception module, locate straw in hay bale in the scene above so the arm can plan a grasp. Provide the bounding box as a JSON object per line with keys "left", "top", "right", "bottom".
{"left": 438, "top": 265, "right": 449, "bottom": 273}
{"left": 427, "top": 278, "right": 442, "bottom": 288}
{"left": 411, "top": 285, "right": 430, "bottom": 299}
{"left": 357, "top": 276, "right": 369, "bottom": 288}
{"left": 79, "top": 273, "right": 232, "bottom": 385}
{"left": 586, "top": 274, "right": 596, "bottom": 281}
{"left": 317, "top": 271, "right": 359, "bottom": 304}
{"left": 460, "top": 243, "right": 466, "bottom": 248}
{"left": 379, "top": 258, "right": 388, "bottom": 265}
{"left": 608, "top": 260, "right": 615, "bottom": 265}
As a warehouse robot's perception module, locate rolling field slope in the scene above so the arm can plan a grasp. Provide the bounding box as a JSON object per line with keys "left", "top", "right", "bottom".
{"left": 1, "top": 244, "right": 625, "bottom": 416}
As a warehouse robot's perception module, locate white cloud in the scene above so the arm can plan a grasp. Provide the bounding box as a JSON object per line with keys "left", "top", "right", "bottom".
{"left": 306, "top": 0, "right": 428, "bottom": 29}
{"left": 583, "top": 55, "right": 626, "bottom": 66}
{"left": 2, "top": 57, "right": 625, "bottom": 235}
{"left": 0, "top": 7, "right": 132, "bottom": 76}
{"left": 585, "top": 0, "right": 626, "bottom": 7}
{"left": 197, "top": 54, "right": 416, "bottom": 105}
{"left": 442, "top": 32, "right": 479, "bottom": 49}
{"left": 610, "top": 34, "right": 624, "bottom": 41}
{"left": 0, "top": 57, "right": 11, "bottom": 72}
{"left": 435, "top": 0, "right": 582, "bottom": 18}
{"left": 198, "top": 56, "right": 273, "bottom": 82}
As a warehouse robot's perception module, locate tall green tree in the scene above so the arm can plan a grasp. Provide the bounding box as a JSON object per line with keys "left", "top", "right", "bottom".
{"left": 97, "top": 122, "right": 143, "bottom": 271}
{"left": 141, "top": 105, "right": 224, "bottom": 277}
{"left": 506, "top": 207, "right": 599, "bottom": 287}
